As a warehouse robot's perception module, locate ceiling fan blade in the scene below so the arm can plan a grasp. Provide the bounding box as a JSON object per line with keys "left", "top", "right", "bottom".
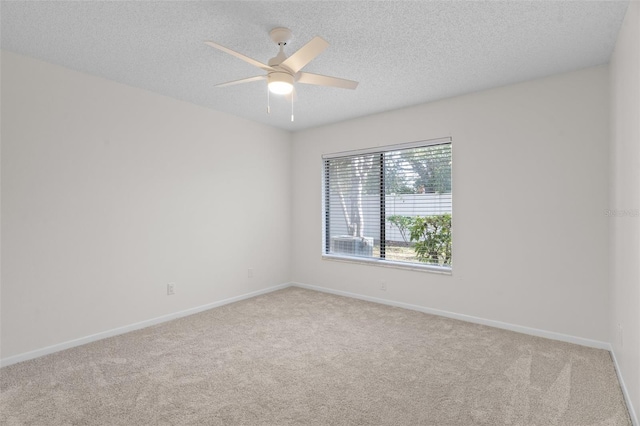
{"left": 297, "top": 72, "right": 358, "bottom": 90}
{"left": 204, "top": 41, "right": 274, "bottom": 72}
{"left": 215, "top": 75, "right": 266, "bottom": 88}
{"left": 280, "top": 36, "right": 329, "bottom": 73}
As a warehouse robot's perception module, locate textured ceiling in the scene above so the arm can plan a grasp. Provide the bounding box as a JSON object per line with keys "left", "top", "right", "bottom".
{"left": 0, "top": 1, "right": 630, "bottom": 131}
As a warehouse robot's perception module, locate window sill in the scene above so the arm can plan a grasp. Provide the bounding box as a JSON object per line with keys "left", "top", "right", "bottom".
{"left": 321, "top": 254, "right": 452, "bottom": 275}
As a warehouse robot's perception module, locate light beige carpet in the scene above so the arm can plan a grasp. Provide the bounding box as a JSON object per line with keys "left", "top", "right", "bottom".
{"left": 0, "top": 287, "right": 632, "bottom": 425}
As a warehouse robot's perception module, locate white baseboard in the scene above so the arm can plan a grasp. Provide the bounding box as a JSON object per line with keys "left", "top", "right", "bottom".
{"left": 3, "top": 280, "right": 635, "bottom": 425}
{"left": 291, "top": 282, "right": 611, "bottom": 350}
{"left": 0, "top": 282, "right": 291, "bottom": 368}
{"left": 291, "top": 282, "right": 640, "bottom": 421}
{"left": 609, "top": 345, "right": 639, "bottom": 426}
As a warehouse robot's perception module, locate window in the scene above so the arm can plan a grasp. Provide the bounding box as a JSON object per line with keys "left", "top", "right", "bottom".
{"left": 323, "top": 138, "right": 452, "bottom": 272}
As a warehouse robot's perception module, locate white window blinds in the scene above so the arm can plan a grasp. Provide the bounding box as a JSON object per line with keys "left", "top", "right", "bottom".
{"left": 323, "top": 138, "right": 452, "bottom": 269}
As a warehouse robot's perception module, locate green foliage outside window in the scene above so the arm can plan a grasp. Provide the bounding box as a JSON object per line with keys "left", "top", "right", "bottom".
{"left": 388, "top": 214, "right": 452, "bottom": 266}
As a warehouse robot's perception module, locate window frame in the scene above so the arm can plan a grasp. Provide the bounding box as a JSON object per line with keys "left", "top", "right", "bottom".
{"left": 321, "top": 137, "right": 452, "bottom": 274}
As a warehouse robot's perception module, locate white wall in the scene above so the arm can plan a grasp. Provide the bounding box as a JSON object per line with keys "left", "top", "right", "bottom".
{"left": 0, "top": 51, "right": 291, "bottom": 359}
{"left": 292, "top": 66, "right": 610, "bottom": 343}
{"left": 610, "top": 0, "right": 640, "bottom": 419}
{"left": 0, "top": 29, "right": 634, "bottom": 416}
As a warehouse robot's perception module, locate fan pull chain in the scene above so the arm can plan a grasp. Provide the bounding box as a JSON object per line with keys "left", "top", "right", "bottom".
{"left": 267, "top": 86, "right": 271, "bottom": 114}
{"left": 291, "top": 94, "right": 294, "bottom": 122}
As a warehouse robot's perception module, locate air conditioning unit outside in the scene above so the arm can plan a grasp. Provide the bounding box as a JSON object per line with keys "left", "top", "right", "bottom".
{"left": 330, "top": 236, "right": 374, "bottom": 257}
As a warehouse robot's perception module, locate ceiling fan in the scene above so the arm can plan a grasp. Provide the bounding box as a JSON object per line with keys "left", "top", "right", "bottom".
{"left": 204, "top": 27, "right": 358, "bottom": 112}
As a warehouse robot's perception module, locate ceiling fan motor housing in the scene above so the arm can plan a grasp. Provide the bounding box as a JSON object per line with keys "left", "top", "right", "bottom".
{"left": 268, "top": 50, "right": 288, "bottom": 67}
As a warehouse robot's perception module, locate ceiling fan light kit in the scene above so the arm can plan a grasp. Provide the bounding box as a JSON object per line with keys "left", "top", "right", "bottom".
{"left": 204, "top": 27, "right": 358, "bottom": 121}
{"left": 267, "top": 72, "right": 294, "bottom": 95}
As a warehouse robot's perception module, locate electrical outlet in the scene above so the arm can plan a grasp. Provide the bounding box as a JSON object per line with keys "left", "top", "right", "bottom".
{"left": 248, "top": 268, "right": 254, "bottom": 279}
{"left": 380, "top": 282, "right": 387, "bottom": 291}
{"left": 167, "top": 282, "right": 175, "bottom": 296}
